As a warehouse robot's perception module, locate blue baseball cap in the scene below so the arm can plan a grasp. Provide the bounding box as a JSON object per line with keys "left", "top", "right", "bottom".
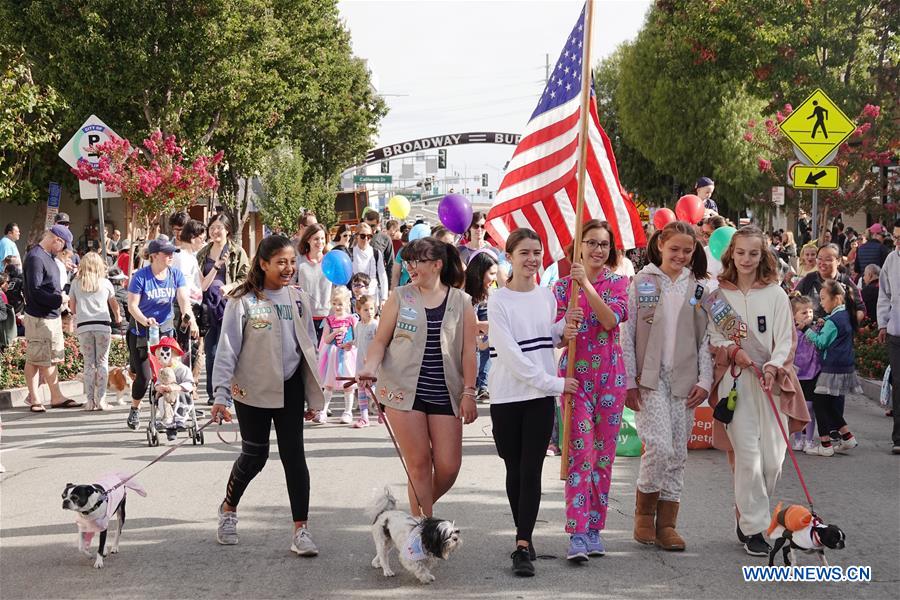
{"left": 147, "top": 237, "right": 178, "bottom": 254}
{"left": 49, "top": 224, "right": 73, "bottom": 250}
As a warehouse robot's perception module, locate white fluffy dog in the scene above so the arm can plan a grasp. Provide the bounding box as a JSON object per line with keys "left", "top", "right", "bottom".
{"left": 367, "top": 486, "right": 461, "bottom": 584}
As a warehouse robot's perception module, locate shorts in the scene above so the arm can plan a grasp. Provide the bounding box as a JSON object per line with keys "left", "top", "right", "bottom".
{"left": 411, "top": 397, "right": 455, "bottom": 416}
{"left": 24, "top": 314, "right": 65, "bottom": 367}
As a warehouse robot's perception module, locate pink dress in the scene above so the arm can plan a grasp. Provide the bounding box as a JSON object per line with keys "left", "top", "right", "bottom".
{"left": 554, "top": 268, "right": 628, "bottom": 534}
{"left": 318, "top": 314, "right": 358, "bottom": 389}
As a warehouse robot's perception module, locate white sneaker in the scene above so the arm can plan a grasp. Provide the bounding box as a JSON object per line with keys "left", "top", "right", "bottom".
{"left": 804, "top": 443, "right": 834, "bottom": 457}
{"left": 836, "top": 436, "right": 858, "bottom": 452}
{"left": 791, "top": 438, "right": 804, "bottom": 451}
{"left": 290, "top": 527, "right": 319, "bottom": 556}
{"left": 311, "top": 411, "right": 327, "bottom": 425}
{"left": 217, "top": 504, "right": 239, "bottom": 545}
{"left": 340, "top": 411, "right": 353, "bottom": 425}
{"left": 803, "top": 440, "right": 817, "bottom": 453}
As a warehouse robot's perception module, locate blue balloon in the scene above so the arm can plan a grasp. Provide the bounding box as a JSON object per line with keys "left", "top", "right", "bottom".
{"left": 321, "top": 250, "right": 352, "bottom": 285}
{"left": 409, "top": 223, "right": 431, "bottom": 241}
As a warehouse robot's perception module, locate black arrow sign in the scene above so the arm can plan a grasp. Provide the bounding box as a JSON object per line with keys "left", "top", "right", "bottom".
{"left": 805, "top": 170, "right": 827, "bottom": 185}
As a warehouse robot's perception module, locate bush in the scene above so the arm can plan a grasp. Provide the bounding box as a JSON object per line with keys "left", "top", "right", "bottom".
{"left": 855, "top": 323, "right": 888, "bottom": 380}
{"left": 0, "top": 334, "right": 128, "bottom": 390}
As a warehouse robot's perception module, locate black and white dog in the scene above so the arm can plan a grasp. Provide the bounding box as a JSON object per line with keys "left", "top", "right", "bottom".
{"left": 61, "top": 473, "right": 146, "bottom": 568}
{"left": 368, "top": 486, "right": 461, "bottom": 584}
{"left": 767, "top": 502, "right": 846, "bottom": 566}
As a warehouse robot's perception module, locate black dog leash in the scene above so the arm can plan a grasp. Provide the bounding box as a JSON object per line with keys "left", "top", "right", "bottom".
{"left": 338, "top": 376, "right": 426, "bottom": 515}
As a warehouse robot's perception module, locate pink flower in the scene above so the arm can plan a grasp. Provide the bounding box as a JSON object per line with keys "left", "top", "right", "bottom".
{"left": 862, "top": 104, "right": 880, "bottom": 118}
{"left": 783, "top": 103, "right": 793, "bottom": 114}
{"left": 757, "top": 158, "right": 772, "bottom": 172}
{"left": 776, "top": 111, "right": 785, "bottom": 123}
{"left": 747, "top": 119, "right": 756, "bottom": 128}
{"left": 743, "top": 132, "right": 754, "bottom": 142}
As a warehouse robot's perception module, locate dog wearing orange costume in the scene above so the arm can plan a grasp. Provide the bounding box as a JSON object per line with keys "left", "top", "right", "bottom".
{"left": 767, "top": 502, "right": 845, "bottom": 566}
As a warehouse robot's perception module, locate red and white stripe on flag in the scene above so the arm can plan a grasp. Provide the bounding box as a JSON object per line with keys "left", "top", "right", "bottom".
{"left": 486, "top": 96, "right": 646, "bottom": 268}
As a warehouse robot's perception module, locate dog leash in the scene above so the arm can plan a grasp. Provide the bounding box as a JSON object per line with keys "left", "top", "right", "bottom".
{"left": 337, "top": 376, "right": 426, "bottom": 514}
{"left": 102, "top": 418, "right": 221, "bottom": 497}
{"left": 749, "top": 364, "right": 816, "bottom": 512}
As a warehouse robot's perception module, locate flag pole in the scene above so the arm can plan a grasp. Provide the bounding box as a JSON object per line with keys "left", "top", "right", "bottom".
{"left": 560, "top": 0, "right": 595, "bottom": 481}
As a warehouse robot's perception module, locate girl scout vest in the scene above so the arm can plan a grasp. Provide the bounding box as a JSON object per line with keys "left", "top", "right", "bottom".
{"left": 230, "top": 287, "right": 325, "bottom": 410}
{"left": 376, "top": 285, "right": 468, "bottom": 415}
{"left": 633, "top": 272, "right": 708, "bottom": 397}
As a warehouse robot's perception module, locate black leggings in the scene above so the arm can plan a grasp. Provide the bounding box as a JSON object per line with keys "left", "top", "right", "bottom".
{"left": 225, "top": 371, "right": 310, "bottom": 521}
{"left": 812, "top": 392, "right": 847, "bottom": 438}
{"left": 490, "top": 396, "right": 555, "bottom": 544}
{"left": 126, "top": 330, "right": 172, "bottom": 402}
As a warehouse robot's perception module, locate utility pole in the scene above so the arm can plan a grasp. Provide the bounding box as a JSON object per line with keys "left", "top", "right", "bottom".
{"left": 545, "top": 53, "right": 550, "bottom": 85}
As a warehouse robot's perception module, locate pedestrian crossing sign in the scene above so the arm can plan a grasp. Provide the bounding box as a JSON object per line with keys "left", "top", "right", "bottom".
{"left": 779, "top": 89, "right": 856, "bottom": 165}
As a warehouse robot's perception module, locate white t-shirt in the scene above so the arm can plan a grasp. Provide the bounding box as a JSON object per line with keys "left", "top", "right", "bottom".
{"left": 487, "top": 286, "right": 566, "bottom": 404}
{"left": 172, "top": 248, "right": 202, "bottom": 304}
{"left": 71, "top": 279, "right": 115, "bottom": 333}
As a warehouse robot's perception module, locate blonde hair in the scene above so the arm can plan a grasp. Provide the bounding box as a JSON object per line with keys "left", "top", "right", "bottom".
{"left": 76, "top": 252, "right": 107, "bottom": 293}
{"left": 331, "top": 285, "right": 351, "bottom": 307}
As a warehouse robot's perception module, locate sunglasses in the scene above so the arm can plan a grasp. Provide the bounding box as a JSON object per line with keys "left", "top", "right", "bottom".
{"left": 358, "top": 234, "right": 372, "bottom": 240}
{"left": 471, "top": 224, "right": 486, "bottom": 229}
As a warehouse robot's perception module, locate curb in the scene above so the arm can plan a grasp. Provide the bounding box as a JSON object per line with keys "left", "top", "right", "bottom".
{"left": 859, "top": 376, "right": 884, "bottom": 406}
{"left": 0, "top": 380, "right": 85, "bottom": 411}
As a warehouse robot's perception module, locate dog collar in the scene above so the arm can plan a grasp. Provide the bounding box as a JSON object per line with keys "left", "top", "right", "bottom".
{"left": 79, "top": 487, "right": 108, "bottom": 515}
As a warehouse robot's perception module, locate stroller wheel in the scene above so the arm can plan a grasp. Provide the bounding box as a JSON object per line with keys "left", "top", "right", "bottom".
{"left": 147, "top": 429, "right": 159, "bottom": 447}
{"left": 198, "top": 431, "right": 205, "bottom": 445}
{"left": 191, "top": 428, "right": 198, "bottom": 445}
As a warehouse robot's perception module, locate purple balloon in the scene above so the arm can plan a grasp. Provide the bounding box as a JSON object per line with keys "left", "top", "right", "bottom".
{"left": 438, "top": 194, "right": 474, "bottom": 234}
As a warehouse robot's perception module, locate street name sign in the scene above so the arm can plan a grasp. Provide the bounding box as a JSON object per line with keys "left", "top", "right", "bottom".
{"left": 792, "top": 165, "right": 840, "bottom": 190}
{"left": 779, "top": 89, "right": 855, "bottom": 165}
{"left": 354, "top": 175, "right": 393, "bottom": 184}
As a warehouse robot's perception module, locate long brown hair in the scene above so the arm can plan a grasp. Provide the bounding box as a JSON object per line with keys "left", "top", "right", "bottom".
{"left": 297, "top": 223, "right": 326, "bottom": 255}
{"left": 504, "top": 228, "right": 542, "bottom": 282}
{"left": 230, "top": 235, "right": 295, "bottom": 299}
{"left": 718, "top": 226, "right": 778, "bottom": 286}
{"left": 403, "top": 237, "right": 465, "bottom": 288}
{"left": 565, "top": 219, "right": 618, "bottom": 268}
{"left": 646, "top": 221, "right": 707, "bottom": 279}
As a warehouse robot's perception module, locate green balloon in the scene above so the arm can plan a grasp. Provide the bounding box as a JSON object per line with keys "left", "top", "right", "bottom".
{"left": 709, "top": 226, "right": 737, "bottom": 260}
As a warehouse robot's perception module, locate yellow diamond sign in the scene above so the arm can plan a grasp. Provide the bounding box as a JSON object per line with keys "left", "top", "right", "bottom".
{"left": 779, "top": 89, "right": 855, "bottom": 165}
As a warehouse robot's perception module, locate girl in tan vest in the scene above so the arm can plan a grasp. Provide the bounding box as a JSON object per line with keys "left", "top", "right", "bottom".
{"left": 357, "top": 237, "right": 478, "bottom": 518}
{"left": 622, "top": 221, "right": 712, "bottom": 551}
{"left": 210, "top": 235, "right": 325, "bottom": 557}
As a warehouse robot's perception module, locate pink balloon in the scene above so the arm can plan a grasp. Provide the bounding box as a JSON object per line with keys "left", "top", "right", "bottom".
{"left": 675, "top": 194, "right": 704, "bottom": 224}
{"left": 653, "top": 208, "right": 676, "bottom": 230}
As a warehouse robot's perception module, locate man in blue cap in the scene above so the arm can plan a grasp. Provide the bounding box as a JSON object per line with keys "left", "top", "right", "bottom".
{"left": 22, "top": 224, "right": 83, "bottom": 411}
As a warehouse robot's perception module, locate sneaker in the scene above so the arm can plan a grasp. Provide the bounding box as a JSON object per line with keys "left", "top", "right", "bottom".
{"left": 352, "top": 418, "right": 369, "bottom": 429}
{"left": 166, "top": 428, "right": 177, "bottom": 443}
{"left": 836, "top": 436, "right": 858, "bottom": 452}
{"left": 311, "top": 411, "right": 327, "bottom": 425}
{"left": 291, "top": 527, "right": 319, "bottom": 556}
{"left": 736, "top": 520, "right": 748, "bottom": 544}
{"left": 802, "top": 440, "right": 817, "bottom": 453}
{"left": 805, "top": 443, "right": 834, "bottom": 457}
{"left": 510, "top": 546, "right": 535, "bottom": 577}
{"left": 546, "top": 443, "right": 560, "bottom": 457}
{"left": 586, "top": 530, "right": 606, "bottom": 556}
{"left": 744, "top": 533, "right": 770, "bottom": 557}
{"left": 340, "top": 411, "right": 353, "bottom": 425}
{"left": 126, "top": 407, "right": 140, "bottom": 430}
{"left": 476, "top": 388, "right": 490, "bottom": 404}
{"left": 566, "top": 534, "right": 589, "bottom": 562}
{"left": 217, "top": 504, "right": 238, "bottom": 545}
{"left": 791, "top": 437, "right": 804, "bottom": 451}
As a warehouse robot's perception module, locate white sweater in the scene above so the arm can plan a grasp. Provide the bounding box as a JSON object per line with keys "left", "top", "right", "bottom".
{"left": 487, "top": 286, "right": 566, "bottom": 404}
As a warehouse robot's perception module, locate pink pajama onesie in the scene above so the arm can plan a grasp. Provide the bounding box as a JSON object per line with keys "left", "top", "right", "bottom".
{"left": 554, "top": 269, "right": 629, "bottom": 534}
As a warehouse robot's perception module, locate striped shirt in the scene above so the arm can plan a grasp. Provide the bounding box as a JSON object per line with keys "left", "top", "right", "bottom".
{"left": 415, "top": 292, "right": 451, "bottom": 405}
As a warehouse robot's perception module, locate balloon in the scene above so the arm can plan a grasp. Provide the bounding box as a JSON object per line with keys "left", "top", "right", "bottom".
{"left": 437, "top": 193, "right": 473, "bottom": 234}
{"left": 387, "top": 195, "right": 411, "bottom": 219}
{"left": 708, "top": 226, "right": 737, "bottom": 260}
{"left": 408, "top": 223, "right": 431, "bottom": 242}
{"left": 321, "top": 250, "right": 352, "bottom": 286}
{"left": 675, "top": 194, "right": 705, "bottom": 224}
{"left": 652, "top": 208, "right": 676, "bottom": 230}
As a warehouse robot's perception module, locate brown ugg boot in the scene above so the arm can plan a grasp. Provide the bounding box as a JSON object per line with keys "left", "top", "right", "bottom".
{"left": 655, "top": 500, "right": 686, "bottom": 551}
{"left": 633, "top": 490, "right": 659, "bottom": 545}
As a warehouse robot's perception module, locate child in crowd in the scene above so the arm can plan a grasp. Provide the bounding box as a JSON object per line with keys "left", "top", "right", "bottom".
{"left": 797, "top": 242, "right": 818, "bottom": 278}
{"left": 349, "top": 272, "right": 371, "bottom": 314}
{"left": 622, "top": 221, "right": 711, "bottom": 552}
{"left": 488, "top": 228, "right": 578, "bottom": 577}
{"left": 790, "top": 295, "right": 819, "bottom": 452}
{"left": 463, "top": 250, "right": 499, "bottom": 403}
{"left": 316, "top": 286, "right": 358, "bottom": 425}
{"left": 351, "top": 294, "right": 378, "bottom": 428}
{"left": 802, "top": 279, "right": 861, "bottom": 456}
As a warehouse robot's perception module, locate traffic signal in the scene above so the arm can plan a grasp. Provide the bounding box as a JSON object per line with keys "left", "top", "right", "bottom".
{"left": 438, "top": 149, "right": 447, "bottom": 169}
{"left": 380, "top": 161, "right": 389, "bottom": 174}
{"left": 481, "top": 173, "right": 488, "bottom": 186}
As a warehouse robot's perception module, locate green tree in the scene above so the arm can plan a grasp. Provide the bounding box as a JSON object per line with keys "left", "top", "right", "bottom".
{"left": 0, "top": 45, "right": 64, "bottom": 204}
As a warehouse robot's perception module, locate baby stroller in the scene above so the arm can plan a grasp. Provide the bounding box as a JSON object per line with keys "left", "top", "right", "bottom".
{"left": 145, "top": 336, "right": 204, "bottom": 447}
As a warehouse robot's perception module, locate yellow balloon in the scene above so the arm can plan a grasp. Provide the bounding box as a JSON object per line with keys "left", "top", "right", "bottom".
{"left": 388, "top": 195, "right": 410, "bottom": 219}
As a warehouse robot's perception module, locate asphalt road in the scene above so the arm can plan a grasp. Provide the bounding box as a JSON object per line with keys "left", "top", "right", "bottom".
{"left": 1, "top": 390, "right": 897, "bottom": 599}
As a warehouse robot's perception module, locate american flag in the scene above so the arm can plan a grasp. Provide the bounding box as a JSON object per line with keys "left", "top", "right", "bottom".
{"left": 486, "top": 5, "right": 645, "bottom": 266}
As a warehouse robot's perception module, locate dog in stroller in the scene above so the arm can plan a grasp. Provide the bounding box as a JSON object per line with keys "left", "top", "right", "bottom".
{"left": 146, "top": 337, "right": 204, "bottom": 446}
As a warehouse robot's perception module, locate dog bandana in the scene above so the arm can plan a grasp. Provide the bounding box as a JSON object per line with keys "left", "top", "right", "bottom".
{"left": 402, "top": 525, "right": 428, "bottom": 562}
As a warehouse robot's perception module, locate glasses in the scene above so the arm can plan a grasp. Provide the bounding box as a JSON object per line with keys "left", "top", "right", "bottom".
{"left": 358, "top": 234, "right": 372, "bottom": 240}
{"left": 582, "top": 240, "right": 611, "bottom": 251}
{"left": 471, "top": 224, "right": 486, "bottom": 230}
{"left": 351, "top": 282, "right": 367, "bottom": 288}
{"left": 403, "top": 259, "right": 434, "bottom": 270}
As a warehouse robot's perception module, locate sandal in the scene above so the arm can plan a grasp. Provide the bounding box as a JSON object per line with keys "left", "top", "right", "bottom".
{"left": 29, "top": 404, "right": 47, "bottom": 413}
{"left": 50, "top": 398, "right": 84, "bottom": 409}
{"left": 352, "top": 418, "right": 369, "bottom": 429}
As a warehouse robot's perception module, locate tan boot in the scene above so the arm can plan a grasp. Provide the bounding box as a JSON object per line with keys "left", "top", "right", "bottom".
{"left": 655, "top": 500, "right": 686, "bottom": 551}
{"left": 633, "top": 490, "right": 659, "bottom": 545}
